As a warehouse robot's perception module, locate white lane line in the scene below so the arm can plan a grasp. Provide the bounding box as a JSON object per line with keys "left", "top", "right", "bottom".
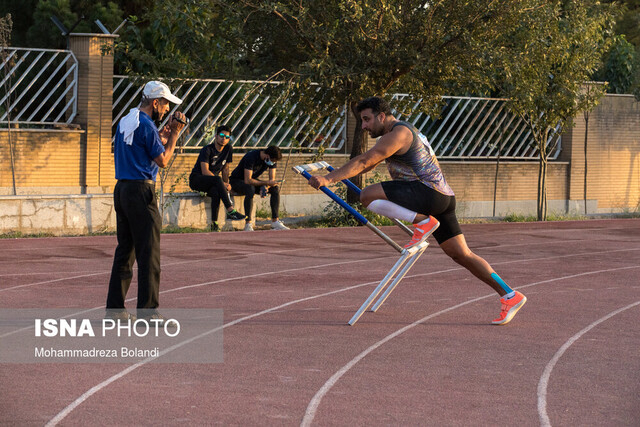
{"left": 537, "top": 300, "right": 640, "bottom": 427}
{"left": 0, "top": 272, "right": 107, "bottom": 292}
{"left": 0, "top": 256, "right": 392, "bottom": 339}
{"left": 44, "top": 280, "right": 383, "bottom": 427}
{"left": 300, "top": 265, "right": 640, "bottom": 427}
{"left": 44, "top": 257, "right": 639, "bottom": 426}
{"left": 4, "top": 242, "right": 639, "bottom": 294}
{"left": 0, "top": 241, "right": 380, "bottom": 292}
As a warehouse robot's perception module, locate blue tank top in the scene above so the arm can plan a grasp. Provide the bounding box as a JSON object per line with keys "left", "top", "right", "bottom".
{"left": 386, "top": 121, "right": 454, "bottom": 196}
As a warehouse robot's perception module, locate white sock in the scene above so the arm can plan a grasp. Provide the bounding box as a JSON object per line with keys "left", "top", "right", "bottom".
{"left": 367, "top": 200, "right": 417, "bottom": 223}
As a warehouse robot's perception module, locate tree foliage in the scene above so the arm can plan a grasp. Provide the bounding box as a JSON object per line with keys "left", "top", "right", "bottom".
{"left": 205, "top": 0, "right": 538, "bottom": 196}
{"left": 596, "top": 35, "right": 638, "bottom": 94}
{"left": 222, "top": 1, "right": 536, "bottom": 112}
{"left": 1, "top": 0, "right": 132, "bottom": 49}
{"left": 113, "top": 1, "right": 234, "bottom": 76}
{"left": 600, "top": 0, "right": 640, "bottom": 94}
{"left": 496, "top": 0, "right": 614, "bottom": 220}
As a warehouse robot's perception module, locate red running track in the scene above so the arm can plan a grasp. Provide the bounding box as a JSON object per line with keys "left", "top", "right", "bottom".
{"left": 0, "top": 219, "right": 639, "bottom": 426}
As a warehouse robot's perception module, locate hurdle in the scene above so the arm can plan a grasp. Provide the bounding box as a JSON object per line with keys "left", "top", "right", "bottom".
{"left": 293, "top": 161, "right": 433, "bottom": 325}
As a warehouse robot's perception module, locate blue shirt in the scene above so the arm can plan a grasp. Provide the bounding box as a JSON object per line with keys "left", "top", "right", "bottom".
{"left": 114, "top": 111, "right": 165, "bottom": 181}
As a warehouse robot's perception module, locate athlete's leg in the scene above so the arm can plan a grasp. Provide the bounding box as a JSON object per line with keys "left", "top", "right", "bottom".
{"left": 360, "top": 183, "right": 387, "bottom": 206}
{"left": 439, "top": 233, "right": 526, "bottom": 325}
{"left": 438, "top": 234, "right": 506, "bottom": 295}
{"left": 362, "top": 182, "right": 439, "bottom": 248}
{"left": 361, "top": 183, "right": 429, "bottom": 224}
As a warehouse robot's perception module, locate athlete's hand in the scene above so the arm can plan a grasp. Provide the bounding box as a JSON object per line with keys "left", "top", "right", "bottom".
{"left": 309, "top": 175, "right": 330, "bottom": 189}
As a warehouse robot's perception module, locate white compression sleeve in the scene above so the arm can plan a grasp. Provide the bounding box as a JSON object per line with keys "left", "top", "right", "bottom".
{"left": 366, "top": 199, "right": 417, "bottom": 223}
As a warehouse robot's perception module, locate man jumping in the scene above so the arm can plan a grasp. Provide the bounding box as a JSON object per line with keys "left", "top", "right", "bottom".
{"left": 308, "top": 97, "right": 526, "bottom": 325}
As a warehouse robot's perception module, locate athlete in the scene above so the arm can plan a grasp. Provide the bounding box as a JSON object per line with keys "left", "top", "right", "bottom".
{"left": 308, "top": 97, "right": 526, "bottom": 325}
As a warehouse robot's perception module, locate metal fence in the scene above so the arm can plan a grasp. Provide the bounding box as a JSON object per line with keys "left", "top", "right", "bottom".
{"left": 113, "top": 76, "right": 561, "bottom": 159}
{"left": 113, "top": 76, "right": 347, "bottom": 153}
{"left": 389, "top": 94, "right": 561, "bottom": 160}
{"left": 0, "top": 48, "right": 78, "bottom": 126}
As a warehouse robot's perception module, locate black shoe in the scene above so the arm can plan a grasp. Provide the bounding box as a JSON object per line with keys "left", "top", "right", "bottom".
{"left": 211, "top": 222, "right": 220, "bottom": 232}
{"left": 226, "top": 209, "right": 246, "bottom": 221}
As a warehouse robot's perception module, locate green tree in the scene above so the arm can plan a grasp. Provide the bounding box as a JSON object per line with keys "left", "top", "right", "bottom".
{"left": 594, "top": 34, "right": 639, "bottom": 94}
{"left": 0, "top": 0, "right": 38, "bottom": 47}
{"left": 610, "top": 0, "right": 640, "bottom": 47}
{"left": 599, "top": 0, "right": 640, "bottom": 95}
{"left": 2, "top": 0, "right": 131, "bottom": 49}
{"left": 113, "top": 1, "right": 231, "bottom": 76}
{"left": 497, "top": 0, "right": 614, "bottom": 220}
{"left": 211, "top": 0, "right": 537, "bottom": 197}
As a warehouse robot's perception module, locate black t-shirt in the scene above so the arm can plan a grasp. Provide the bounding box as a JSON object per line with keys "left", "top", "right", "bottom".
{"left": 191, "top": 143, "right": 233, "bottom": 176}
{"left": 230, "top": 149, "right": 276, "bottom": 181}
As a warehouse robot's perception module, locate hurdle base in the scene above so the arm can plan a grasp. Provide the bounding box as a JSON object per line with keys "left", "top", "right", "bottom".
{"left": 348, "top": 241, "right": 429, "bottom": 325}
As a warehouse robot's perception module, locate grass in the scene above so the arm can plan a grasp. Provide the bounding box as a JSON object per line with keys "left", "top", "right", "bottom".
{"left": 0, "top": 231, "right": 57, "bottom": 239}
{"left": 502, "top": 212, "right": 589, "bottom": 222}
{"left": 2, "top": 210, "right": 639, "bottom": 239}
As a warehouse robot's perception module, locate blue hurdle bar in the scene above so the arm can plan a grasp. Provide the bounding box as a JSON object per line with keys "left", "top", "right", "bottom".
{"left": 294, "top": 168, "right": 403, "bottom": 253}
{"left": 325, "top": 165, "right": 413, "bottom": 237}
{"left": 293, "top": 161, "right": 433, "bottom": 325}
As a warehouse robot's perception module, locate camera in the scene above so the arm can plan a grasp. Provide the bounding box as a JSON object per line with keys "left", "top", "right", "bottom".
{"left": 172, "top": 113, "right": 189, "bottom": 125}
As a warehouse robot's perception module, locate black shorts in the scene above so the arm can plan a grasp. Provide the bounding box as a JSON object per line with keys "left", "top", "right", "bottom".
{"left": 380, "top": 180, "right": 462, "bottom": 244}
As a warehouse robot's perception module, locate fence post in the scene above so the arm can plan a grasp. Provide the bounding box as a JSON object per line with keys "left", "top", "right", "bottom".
{"left": 68, "top": 33, "right": 117, "bottom": 194}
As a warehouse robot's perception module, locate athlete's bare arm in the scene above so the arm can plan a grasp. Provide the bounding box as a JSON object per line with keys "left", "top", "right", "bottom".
{"left": 309, "top": 125, "right": 413, "bottom": 189}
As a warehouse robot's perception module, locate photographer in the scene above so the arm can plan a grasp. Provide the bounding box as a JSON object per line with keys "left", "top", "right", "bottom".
{"left": 106, "top": 81, "right": 186, "bottom": 323}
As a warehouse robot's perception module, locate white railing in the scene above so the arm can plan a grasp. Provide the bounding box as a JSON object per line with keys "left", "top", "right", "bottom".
{"left": 113, "top": 76, "right": 561, "bottom": 159}
{"left": 0, "top": 48, "right": 78, "bottom": 126}
{"left": 112, "top": 77, "right": 347, "bottom": 153}
{"left": 390, "top": 94, "right": 561, "bottom": 160}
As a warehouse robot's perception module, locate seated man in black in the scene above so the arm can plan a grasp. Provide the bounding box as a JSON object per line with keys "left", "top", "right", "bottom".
{"left": 229, "top": 145, "right": 289, "bottom": 231}
{"left": 189, "top": 125, "right": 245, "bottom": 231}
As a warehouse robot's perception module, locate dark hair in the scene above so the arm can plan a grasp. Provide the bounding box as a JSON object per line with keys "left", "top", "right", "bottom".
{"left": 356, "top": 97, "right": 391, "bottom": 115}
{"left": 264, "top": 145, "right": 282, "bottom": 161}
{"left": 216, "top": 125, "right": 231, "bottom": 134}
{"left": 139, "top": 96, "right": 154, "bottom": 108}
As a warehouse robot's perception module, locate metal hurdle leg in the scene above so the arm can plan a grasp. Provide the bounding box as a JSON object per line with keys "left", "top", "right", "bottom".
{"left": 293, "top": 162, "right": 431, "bottom": 325}
{"left": 370, "top": 242, "right": 429, "bottom": 312}
{"left": 347, "top": 242, "right": 428, "bottom": 325}
{"left": 347, "top": 248, "right": 412, "bottom": 325}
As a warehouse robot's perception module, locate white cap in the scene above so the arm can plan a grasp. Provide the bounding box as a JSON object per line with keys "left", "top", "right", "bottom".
{"left": 142, "top": 81, "right": 182, "bottom": 104}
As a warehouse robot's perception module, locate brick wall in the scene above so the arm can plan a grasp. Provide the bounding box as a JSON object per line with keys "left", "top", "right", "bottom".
{"left": 0, "top": 129, "right": 85, "bottom": 194}
{"left": 1, "top": 33, "right": 638, "bottom": 217}
{"left": 69, "top": 33, "right": 117, "bottom": 193}
{"left": 563, "top": 95, "right": 640, "bottom": 212}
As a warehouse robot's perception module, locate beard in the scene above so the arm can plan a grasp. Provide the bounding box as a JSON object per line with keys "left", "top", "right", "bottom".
{"left": 151, "top": 108, "right": 165, "bottom": 127}
{"left": 368, "top": 127, "right": 384, "bottom": 138}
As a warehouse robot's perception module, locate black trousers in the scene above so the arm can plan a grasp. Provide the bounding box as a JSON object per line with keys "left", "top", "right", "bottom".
{"left": 189, "top": 173, "right": 232, "bottom": 221}
{"left": 230, "top": 179, "right": 280, "bottom": 221}
{"left": 106, "top": 180, "right": 162, "bottom": 311}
